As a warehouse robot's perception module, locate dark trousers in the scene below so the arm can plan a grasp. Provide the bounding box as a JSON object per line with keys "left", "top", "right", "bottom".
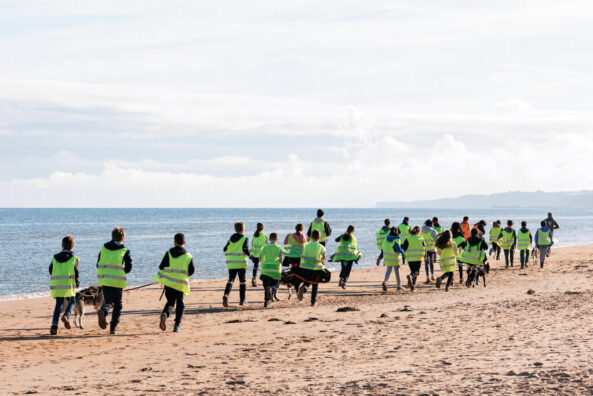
{"left": 520, "top": 249, "right": 529, "bottom": 268}
{"left": 101, "top": 286, "right": 123, "bottom": 330}
{"left": 493, "top": 244, "right": 501, "bottom": 260}
{"left": 425, "top": 252, "right": 435, "bottom": 278}
{"left": 299, "top": 268, "right": 319, "bottom": 304}
{"left": 224, "top": 268, "right": 246, "bottom": 301}
{"left": 260, "top": 275, "right": 280, "bottom": 301}
{"left": 252, "top": 257, "right": 260, "bottom": 278}
{"left": 408, "top": 261, "right": 422, "bottom": 285}
{"left": 440, "top": 272, "right": 454, "bottom": 289}
{"left": 52, "top": 297, "right": 75, "bottom": 326}
{"left": 290, "top": 265, "right": 303, "bottom": 291}
{"left": 339, "top": 261, "right": 354, "bottom": 283}
{"left": 504, "top": 249, "right": 514, "bottom": 268}
{"left": 458, "top": 260, "right": 464, "bottom": 282}
{"left": 162, "top": 286, "right": 185, "bottom": 325}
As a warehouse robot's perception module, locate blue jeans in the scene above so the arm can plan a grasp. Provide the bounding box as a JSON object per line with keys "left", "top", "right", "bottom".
{"left": 52, "top": 297, "right": 75, "bottom": 326}
{"left": 425, "top": 252, "right": 435, "bottom": 278}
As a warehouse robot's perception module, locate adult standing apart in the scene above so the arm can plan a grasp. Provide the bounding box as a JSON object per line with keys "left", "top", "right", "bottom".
{"left": 460, "top": 216, "right": 471, "bottom": 240}
{"left": 543, "top": 212, "right": 559, "bottom": 256}
{"left": 307, "top": 209, "right": 332, "bottom": 246}
{"left": 535, "top": 220, "right": 553, "bottom": 268}
{"left": 398, "top": 217, "right": 411, "bottom": 240}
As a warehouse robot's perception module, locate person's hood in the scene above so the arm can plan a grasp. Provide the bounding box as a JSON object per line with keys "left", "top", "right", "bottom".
{"left": 467, "top": 235, "right": 483, "bottom": 245}
{"left": 519, "top": 227, "right": 529, "bottom": 233}
{"left": 386, "top": 235, "right": 401, "bottom": 242}
{"left": 380, "top": 225, "right": 390, "bottom": 232}
{"left": 421, "top": 225, "right": 434, "bottom": 233}
{"left": 168, "top": 245, "right": 187, "bottom": 258}
{"left": 229, "top": 233, "right": 246, "bottom": 243}
{"left": 540, "top": 226, "right": 550, "bottom": 231}
{"left": 54, "top": 249, "right": 74, "bottom": 263}
{"left": 341, "top": 233, "right": 351, "bottom": 241}
{"left": 313, "top": 217, "right": 324, "bottom": 223}
{"left": 104, "top": 240, "right": 126, "bottom": 250}
{"left": 503, "top": 227, "right": 514, "bottom": 232}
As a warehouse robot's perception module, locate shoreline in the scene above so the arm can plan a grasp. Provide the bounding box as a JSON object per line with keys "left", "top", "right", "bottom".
{"left": 2, "top": 242, "right": 585, "bottom": 302}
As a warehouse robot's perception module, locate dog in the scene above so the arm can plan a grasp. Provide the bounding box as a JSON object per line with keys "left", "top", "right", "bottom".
{"left": 531, "top": 248, "right": 539, "bottom": 267}
{"left": 465, "top": 262, "right": 490, "bottom": 288}
{"left": 60, "top": 286, "right": 104, "bottom": 329}
{"left": 277, "top": 270, "right": 297, "bottom": 301}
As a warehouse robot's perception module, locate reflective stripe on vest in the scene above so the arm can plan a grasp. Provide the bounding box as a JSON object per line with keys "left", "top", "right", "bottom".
{"left": 489, "top": 227, "right": 502, "bottom": 244}
{"left": 422, "top": 230, "right": 435, "bottom": 251}
{"left": 537, "top": 229, "right": 552, "bottom": 246}
{"left": 225, "top": 236, "right": 248, "bottom": 269}
{"left": 376, "top": 229, "right": 389, "bottom": 249}
{"left": 517, "top": 230, "right": 531, "bottom": 250}
{"left": 438, "top": 245, "right": 457, "bottom": 273}
{"left": 300, "top": 241, "right": 325, "bottom": 270}
{"left": 260, "top": 243, "right": 282, "bottom": 280}
{"left": 50, "top": 255, "right": 78, "bottom": 297}
{"left": 332, "top": 235, "right": 362, "bottom": 262}
{"left": 249, "top": 233, "right": 268, "bottom": 258}
{"left": 499, "top": 230, "right": 514, "bottom": 250}
{"left": 153, "top": 251, "right": 192, "bottom": 295}
{"left": 310, "top": 220, "right": 328, "bottom": 242}
{"left": 398, "top": 223, "right": 410, "bottom": 238}
{"left": 381, "top": 237, "right": 402, "bottom": 267}
{"left": 283, "top": 233, "right": 304, "bottom": 258}
{"left": 405, "top": 234, "right": 426, "bottom": 262}
{"left": 459, "top": 243, "right": 484, "bottom": 265}
{"left": 97, "top": 246, "right": 127, "bottom": 288}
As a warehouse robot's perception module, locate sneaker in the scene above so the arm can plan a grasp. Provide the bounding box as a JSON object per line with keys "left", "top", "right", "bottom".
{"left": 159, "top": 313, "right": 167, "bottom": 331}
{"left": 382, "top": 281, "right": 387, "bottom": 291}
{"left": 311, "top": 301, "right": 317, "bottom": 307}
{"left": 110, "top": 328, "right": 117, "bottom": 335}
{"left": 341, "top": 282, "right": 346, "bottom": 290}
{"left": 252, "top": 279, "right": 257, "bottom": 287}
{"left": 436, "top": 278, "right": 442, "bottom": 289}
{"left": 61, "top": 315, "right": 71, "bottom": 329}
{"left": 407, "top": 275, "right": 413, "bottom": 289}
{"left": 264, "top": 300, "right": 269, "bottom": 308}
{"left": 424, "top": 280, "right": 430, "bottom": 285}
{"left": 396, "top": 286, "right": 403, "bottom": 291}
{"left": 297, "top": 285, "right": 305, "bottom": 301}
{"left": 445, "top": 284, "right": 450, "bottom": 292}
{"left": 410, "top": 286, "right": 416, "bottom": 292}
{"left": 338, "top": 279, "right": 343, "bottom": 288}
{"left": 173, "top": 324, "right": 180, "bottom": 332}
{"left": 97, "top": 309, "right": 108, "bottom": 329}
{"left": 431, "top": 276, "right": 435, "bottom": 281}
{"left": 239, "top": 299, "right": 245, "bottom": 306}
{"left": 222, "top": 295, "right": 229, "bottom": 308}
{"left": 50, "top": 325, "right": 58, "bottom": 335}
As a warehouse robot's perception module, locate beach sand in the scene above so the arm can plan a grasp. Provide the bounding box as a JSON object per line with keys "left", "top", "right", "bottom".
{"left": 1, "top": 244, "right": 593, "bottom": 395}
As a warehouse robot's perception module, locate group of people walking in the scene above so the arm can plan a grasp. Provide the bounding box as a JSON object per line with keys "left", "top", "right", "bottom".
{"left": 47, "top": 210, "right": 558, "bottom": 335}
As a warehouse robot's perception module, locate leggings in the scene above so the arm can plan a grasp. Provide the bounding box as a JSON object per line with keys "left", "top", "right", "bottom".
{"left": 458, "top": 260, "right": 464, "bottom": 282}
{"left": 492, "top": 244, "right": 501, "bottom": 260}
{"left": 252, "top": 257, "right": 260, "bottom": 278}
{"left": 440, "top": 272, "right": 454, "bottom": 289}
{"left": 339, "top": 261, "right": 354, "bottom": 283}
{"left": 519, "top": 250, "right": 529, "bottom": 267}
{"left": 538, "top": 246, "right": 549, "bottom": 267}
{"left": 162, "top": 286, "right": 185, "bottom": 325}
{"left": 384, "top": 266, "right": 401, "bottom": 286}
{"left": 504, "top": 249, "right": 514, "bottom": 268}
{"left": 224, "top": 268, "right": 246, "bottom": 301}
{"left": 101, "top": 286, "right": 123, "bottom": 330}
{"left": 425, "top": 252, "right": 435, "bottom": 278}
{"left": 408, "top": 261, "right": 422, "bottom": 285}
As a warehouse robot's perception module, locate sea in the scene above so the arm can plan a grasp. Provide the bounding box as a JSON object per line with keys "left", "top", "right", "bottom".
{"left": 1, "top": 208, "right": 591, "bottom": 299}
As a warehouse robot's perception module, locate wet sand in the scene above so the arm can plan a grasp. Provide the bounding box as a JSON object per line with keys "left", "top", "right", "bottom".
{"left": 1, "top": 244, "right": 593, "bottom": 395}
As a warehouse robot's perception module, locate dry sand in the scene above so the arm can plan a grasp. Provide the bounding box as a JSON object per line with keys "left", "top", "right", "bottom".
{"left": 1, "top": 244, "right": 593, "bottom": 395}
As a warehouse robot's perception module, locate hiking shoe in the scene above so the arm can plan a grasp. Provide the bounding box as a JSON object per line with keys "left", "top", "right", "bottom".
{"left": 436, "top": 278, "right": 442, "bottom": 289}
{"left": 407, "top": 275, "right": 413, "bottom": 289}
{"left": 61, "top": 315, "right": 71, "bottom": 329}
{"left": 252, "top": 279, "right": 257, "bottom": 288}
{"left": 50, "top": 325, "right": 58, "bottom": 335}
{"left": 222, "top": 295, "right": 229, "bottom": 308}
{"left": 297, "top": 285, "right": 305, "bottom": 301}
{"left": 97, "top": 309, "right": 108, "bottom": 329}
{"left": 382, "top": 281, "right": 387, "bottom": 291}
{"left": 173, "top": 324, "right": 180, "bottom": 332}
{"left": 159, "top": 313, "right": 167, "bottom": 331}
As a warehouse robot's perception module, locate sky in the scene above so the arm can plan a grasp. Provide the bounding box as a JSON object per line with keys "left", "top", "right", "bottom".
{"left": 1, "top": 0, "right": 593, "bottom": 207}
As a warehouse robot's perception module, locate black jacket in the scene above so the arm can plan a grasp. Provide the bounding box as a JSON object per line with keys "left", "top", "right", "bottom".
{"left": 49, "top": 249, "right": 80, "bottom": 287}
{"left": 96, "top": 240, "right": 132, "bottom": 273}
{"left": 223, "top": 233, "right": 250, "bottom": 256}
{"left": 459, "top": 236, "right": 488, "bottom": 251}
{"left": 307, "top": 218, "right": 332, "bottom": 238}
{"left": 401, "top": 237, "right": 426, "bottom": 251}
{"left": 335, "top": 233, "right": 351, "bottom": 242}
{"left": 159, "top": 246, "right": 195, "bottom": 276}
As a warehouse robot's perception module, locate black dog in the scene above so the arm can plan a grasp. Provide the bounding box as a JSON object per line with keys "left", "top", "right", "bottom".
{"left": 465, "top": 263, "right": 490, "bottom": 288}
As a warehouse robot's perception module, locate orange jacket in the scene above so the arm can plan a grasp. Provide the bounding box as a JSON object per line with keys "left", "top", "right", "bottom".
{"left": 460, "top": 221, "right": 471, "bottom": 240}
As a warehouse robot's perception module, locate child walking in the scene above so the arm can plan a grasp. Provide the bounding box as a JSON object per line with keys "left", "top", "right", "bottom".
{"left": 435, "top": 231, "right": 459, "bottom": 292}
{"left": 333, "top": 225, "right": 362, "bottom": 289}
{"left": 402, "top": 226, "right": 426, "bottom": 292}
{"left": 49, "top": 235, "right": 79, "bottom": 335}
{"left": 223, "top": 222, "right": 253, "bottom": 307}
{"left": 499, "top": 220, "right": 517, "bottom": 268}
{"left": 421, "top": 219, "right": 437, "bottom": 283}
{"left": 97, "top": 227, "right": 132, "bottom": 334}
{"left": 260, "top": 233, "right": 283, "bottom": 307}
{"left": 517, "top": 221, "right": 533, "bottom": 269}
{"left": 249, "top": 223, "right": 268, "bottom": 287}
{"left": 154, "top": 233, "right": 195, "bottom": 332}
{"left": 378, "top": 227, "right": 405, "bottom": 291}
{"left": 535, "top": 220, "right": 553, "bottom": 268}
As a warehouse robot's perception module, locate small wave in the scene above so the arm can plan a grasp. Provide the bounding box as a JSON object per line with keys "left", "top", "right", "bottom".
{"left": 0, "top": 291, "right": 49, "bottom": 302}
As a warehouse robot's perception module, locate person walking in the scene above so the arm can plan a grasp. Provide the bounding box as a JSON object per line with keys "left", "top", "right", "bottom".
{"left": 378, "top": 227, "right": 405, "bottom": 291}
{"left": 154, "top": 233, "right": 195, "bottom": 332}
{"left": 458, "top": 228, "right": 488, "bottom": 283}
{"left": 535, "top": 220, "right": 553, "bottom": 268}
{"left": 421, "top": 219, "right": 437, "bottom": 283}
{"left": 375, "top": 219, "right": 391, "bottom": 266}
{"left": 461, "top": 216, "right": 471, "bottom": 240}
{"left": 489, "top": 220, "right": 503, "bottom": 260}
{"left": 297, "top": 230, "right": 326, "bottom": 306}
{"left": 259, "top": 233, "right": 283, "bottom": 308}
{"left": 249, "top": 223, "right": 268, "bottom": 287}
{"left": 543, "top": 212, "right": 559, "bottom": 256}
{"left": 435, "top": 231, "right": 460, "bottom": 292}
{"left": 398, "top": 217, "right": 411, "bottom": 240}
{"left": 498, "top": 220, "right": 517, "bottom": 268}
{"left": 307, "top": 209, "right": 332, "bottom": 246}
{"left": 402, "top": 226, "right": 426, "bottom": 292}
{"left": 517, "top": 221, "right": 533, "bottom": 269}
{"left": 97, "top": 227, "right": 132, "bottom": 334}
{"left": 49, "top": 235, "right": 79, "bottom": 335}
{"left": 222, "top": 222, "right": 253, "bottom": 307}
{"left": 333, "top": 225, "right": 362, "bottom": 289}
{"left": 283, "top": 223, "right": 308, "bottom": 292}
{"left": 432, "top": 217, "right": 443, "bottom": 233}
